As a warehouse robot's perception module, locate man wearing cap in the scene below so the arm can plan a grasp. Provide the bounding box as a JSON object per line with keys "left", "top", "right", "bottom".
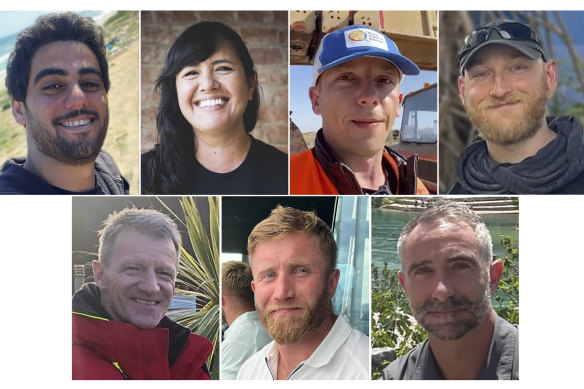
{"left": 290, "top": 25, "right": 429, "bottom": 195}
{"left": 451, "top": 20, "right": 584, "bottom": 194}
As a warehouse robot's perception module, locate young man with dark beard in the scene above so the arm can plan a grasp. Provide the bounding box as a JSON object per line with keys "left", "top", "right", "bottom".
{"left": 0, "top": 12, "right": 129, "bottom": 194}
{"left": 237, "top": 206, "right": 369, "bottom": 380}
{"left": 381, "top": 201, "right": 518, "bottom": 380}
{"left": 451, "top": 20, "right": 584, "bottom": 194}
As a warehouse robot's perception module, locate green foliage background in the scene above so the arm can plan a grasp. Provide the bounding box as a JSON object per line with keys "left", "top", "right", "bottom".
{"left": 371, "top": 235, "right": 519, "bottom": 379}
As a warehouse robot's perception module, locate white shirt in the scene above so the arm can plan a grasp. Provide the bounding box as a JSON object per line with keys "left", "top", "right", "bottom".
{"left": 221, "top": 311, "right": 272, "bottom": 380}
{"left": 236, "top": 315, "right": 369, "bottom": 380}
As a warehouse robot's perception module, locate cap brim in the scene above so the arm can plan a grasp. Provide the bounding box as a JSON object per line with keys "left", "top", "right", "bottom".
{"left": 460, "top": 39, "right": 544, "bottom": 72}
{"left": 318, "top": 51, "right": 421, "bottom": 77}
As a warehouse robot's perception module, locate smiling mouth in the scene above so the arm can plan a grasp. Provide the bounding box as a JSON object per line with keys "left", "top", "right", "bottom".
{"left": 60, "top": 119, "right": 93, "bottom": 127}
{"left": 132, "top": 298, "right": 158, "bottom": 306}
{"left": 196, "top": 98, "right": 228, "bottom": 108}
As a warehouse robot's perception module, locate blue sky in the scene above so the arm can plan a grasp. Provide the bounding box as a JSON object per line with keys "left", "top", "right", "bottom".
{"left": 290, "top": 65, "right": 437, "bottom": 133}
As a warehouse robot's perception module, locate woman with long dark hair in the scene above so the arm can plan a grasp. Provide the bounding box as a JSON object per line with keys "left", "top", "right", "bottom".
{"left": 141, "top": 21, "right": 287, "bottom": 194}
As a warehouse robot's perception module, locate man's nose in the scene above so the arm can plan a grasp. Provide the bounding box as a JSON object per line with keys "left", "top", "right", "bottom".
{"left": 139, "top": 270, "right": 161, "bottom": 295}
{"left": 356, "top": 79, "right": 380, "bottom": 106}
{"left": 431, "top": 273, "right": 454, "bottom": 302}
{"left": 273, "top": 274, "right": 295, "bottom": 300}
{"left": 64, "top": 84, "right": 89, "bottom": 110}
{"left": 489, "top": 72, "right": 512, "bottom": 99}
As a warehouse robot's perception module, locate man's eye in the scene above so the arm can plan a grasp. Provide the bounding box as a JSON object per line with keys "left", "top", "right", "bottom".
{"left": 413, "top": 267, "right": 432, "bottom": 275}
{"left": 42, "top": 84, "right": 61, "bottom": 91}
{"left": 452, "top": 262, "right": 470, "bottom": 270}
{"left": 377, "top": 77, "right": 395, "bottom": 84}
{"left": 336, "top": 74, "right": 354, "bottom": 81}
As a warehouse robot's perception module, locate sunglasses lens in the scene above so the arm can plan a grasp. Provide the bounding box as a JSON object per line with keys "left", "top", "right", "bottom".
{"left": 498, "top": 22, "right": 535, "bottom": 40}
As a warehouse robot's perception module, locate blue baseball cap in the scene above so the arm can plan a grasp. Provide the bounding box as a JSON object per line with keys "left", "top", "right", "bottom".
{"left": 312, "top": 24, "right": 420, "bottom": 86}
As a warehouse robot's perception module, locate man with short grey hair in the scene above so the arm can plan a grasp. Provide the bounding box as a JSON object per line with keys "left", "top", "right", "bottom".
{"left": 381, "top": 200, "right": 518, "bottom": 380}
{"left": 72, "top": 208, "right": 212, "bottom": 379}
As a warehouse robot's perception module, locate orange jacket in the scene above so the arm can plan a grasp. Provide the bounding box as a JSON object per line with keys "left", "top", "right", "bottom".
{"left": 291, "top": 148, "right": 429, "bottom": 195}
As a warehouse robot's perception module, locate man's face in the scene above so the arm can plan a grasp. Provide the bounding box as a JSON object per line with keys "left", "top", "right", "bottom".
{"left": 251, "top": 232, "right": 340, "bottom": 345}
{"left": 93, "top": 229, "right": 178, "bottom": 329}
{"left": 398, "top": 220, "right": 501, "bottom": 341}
{"left": 309, "top": 56, "right": 403, "bottom": 161}
{"left": 458, "top": 44, "right": 557, "bottom": 145}
{"left": 13, "top": 40, "right": 109, "bottom": 165}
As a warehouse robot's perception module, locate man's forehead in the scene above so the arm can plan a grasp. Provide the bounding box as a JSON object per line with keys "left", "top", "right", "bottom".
{"left": 30, "top": 41, "right": 100, "bottom": 75}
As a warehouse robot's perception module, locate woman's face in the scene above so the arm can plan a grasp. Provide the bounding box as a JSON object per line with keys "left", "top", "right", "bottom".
{"left": 175, "top": 40, "right": 255, "bottom": 136}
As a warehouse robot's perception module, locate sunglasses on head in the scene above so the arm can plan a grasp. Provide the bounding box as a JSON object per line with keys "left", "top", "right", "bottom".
{"left": 459, "top": 21, "right": 545, "bottom": 59}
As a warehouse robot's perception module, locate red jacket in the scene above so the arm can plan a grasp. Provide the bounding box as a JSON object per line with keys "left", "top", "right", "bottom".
{"left": 72, "top": 284, "right": 212, "bottom": 380}
{"left": 291, "top": 131, "right": 429, "bottom": 195}
{"left": 72, "top": 312, "right": 212, "bottom": 380}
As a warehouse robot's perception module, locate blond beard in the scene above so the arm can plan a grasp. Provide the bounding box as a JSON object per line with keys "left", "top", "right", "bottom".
{"left": 464, "top": 75, "right": 549, "bottom": 145}
{"left": 258, "top": 285, "right": 333, "bottom": 345}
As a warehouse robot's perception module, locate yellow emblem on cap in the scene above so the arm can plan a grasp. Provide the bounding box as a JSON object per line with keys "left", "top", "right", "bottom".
{"left": 348, "top": 30, "right": 366, "bottom": 41}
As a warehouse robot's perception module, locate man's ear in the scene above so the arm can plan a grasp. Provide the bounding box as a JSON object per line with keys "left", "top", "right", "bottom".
{"left": 327, "top": 269, "right": 341, "bottom": 299}
{"left": 489, "top": 259, "right": 503, "bottom": 293}
{"left": 398, "top": 270, "right": 406, "bottom": 291}
{"left": 92, "top": 260, "right": 105, "bottom": 289}
{"left": 251, "top": 280, "right": 256, "bottom": 293}
{"left": 396, "top": 92, "right": 403, "bottom": 117}
{"left": 457, "top": 75, "right": 467, "bottom": 103}
{"left": 11, "top": 98, "right": 27, "bottom": 126}
{"left": 309, "top": 86, "right": 321, "bottom": 115}
{"left": 544, "top": 59, "right": 558, "bottom": 97}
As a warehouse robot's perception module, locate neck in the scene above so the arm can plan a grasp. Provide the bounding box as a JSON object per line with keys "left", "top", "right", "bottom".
{"left": 194, "top": 126, "right": 251, "bottom": 173}
{"left": 486, "top": 119, "right": 557, "bottom": 164}
{"left": 428, "top": 309, "right": 496, "bottom": 380}
{"left": 345, "top": 153, "right": 386, "bottom": 190}
{"left": 275, "top": 314, "right": 337, "bottom": 380}
{"left": 224, "top": 302, "right": 255, "bottom": 327}
{"left": 25, "top": 148, "right": 95, "bottom": 192}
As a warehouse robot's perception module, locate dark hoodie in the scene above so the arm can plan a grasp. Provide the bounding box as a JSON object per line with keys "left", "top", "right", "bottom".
{"left": 0, "top": 150, "right": 129, "bottom": 194}
{"left": 449, "top": 117, "right": 584, "bottom": 194}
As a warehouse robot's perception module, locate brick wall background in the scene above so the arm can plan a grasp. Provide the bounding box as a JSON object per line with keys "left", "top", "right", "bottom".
{"left": 141, "top": 11, "right": 288, "bottom": 154}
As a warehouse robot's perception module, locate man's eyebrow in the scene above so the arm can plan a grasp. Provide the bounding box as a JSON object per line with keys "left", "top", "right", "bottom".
{"left": 79, "top": 67, "right": 103, "bottom": 79}
{"left": 33, "top": 67, "right": 67, "bottom": 86}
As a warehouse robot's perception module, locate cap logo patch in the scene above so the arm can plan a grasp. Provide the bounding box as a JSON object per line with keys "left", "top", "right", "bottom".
{"left": 344, "top": 28, "right": 388, "bottom": 51}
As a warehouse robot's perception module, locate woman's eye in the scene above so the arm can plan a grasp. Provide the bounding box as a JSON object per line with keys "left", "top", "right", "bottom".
{"left": 216, "top": 66, "right": 232, "bottom": 72}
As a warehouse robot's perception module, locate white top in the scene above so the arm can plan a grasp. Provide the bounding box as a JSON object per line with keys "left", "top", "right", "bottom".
{"left": 236, "top": 315, "right": 369, "bottom": 380}
{"left": 221, "top": 311, "right": 272, "bottom": 380}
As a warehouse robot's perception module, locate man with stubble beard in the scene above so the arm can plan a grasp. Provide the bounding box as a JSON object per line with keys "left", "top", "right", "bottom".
{"left": 450, "top": 20, "right": 584, "bottom": 194}
{"left": 237, "top": 206, "right": 369, "bottom": 380}
{"left": 381, "top": 200, "right": 518, "bottom": 380}
{"left": 0, "top": 12, "right": 129, "bottom": 194}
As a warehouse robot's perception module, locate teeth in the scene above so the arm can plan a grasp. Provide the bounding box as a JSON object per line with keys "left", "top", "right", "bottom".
{"left": 134, "top": 298, "right": 156, "bottom": 305}
{"left": 198, "top": 98, "right": 226, "bottom": 108}
{"left": 62, "top": 119, "right": 91, "bottom": 127}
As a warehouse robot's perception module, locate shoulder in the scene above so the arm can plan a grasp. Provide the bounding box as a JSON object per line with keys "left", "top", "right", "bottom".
{"left": 249, "top": 136, "right": 287, "bottom": 164}
{"left": 236, "top": 341, "right": 274, "bottom": 380}
{"left": 380, "top": 341, "right": 426, "bottom": 380}
{"left": 0, "top": 158, "right": 56, "bottom": 194}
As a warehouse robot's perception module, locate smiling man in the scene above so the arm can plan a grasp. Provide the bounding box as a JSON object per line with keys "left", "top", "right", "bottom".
{"left": 451, "top": 20, "right": 584, "bottom": 194}
{"left": 381, "top": 200, "right": 518, "bottom": 380}
{"left": 72, "top": 208, "right": 212, "bottom": 379}
{"left": 291, "top": 24, "right": 428, "bottom": 195}
{"left": 0, "top": 12, "right": 129, "bottom": 194}
{"left": 237, "top": 206, "right": 369, "bottom": 380}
